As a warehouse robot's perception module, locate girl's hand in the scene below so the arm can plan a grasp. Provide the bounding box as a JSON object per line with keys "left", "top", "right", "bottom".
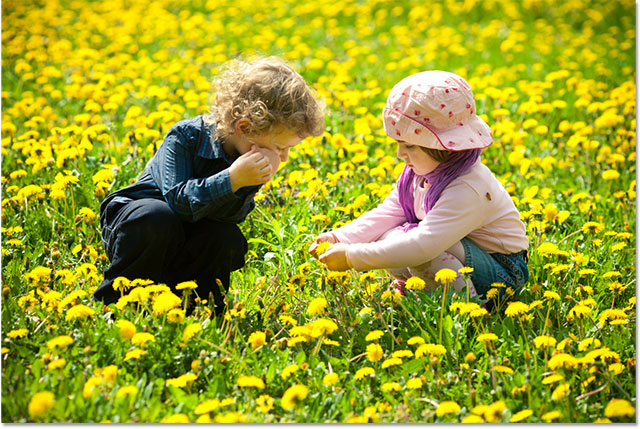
{"left": 229, "top": 145, "right": 273, "bottom": 192}
{"left": 308, "top": 232, "right": 338, "bottom": 257}
{"left": 318, "top": 243, "right": 350, "bottom": 271}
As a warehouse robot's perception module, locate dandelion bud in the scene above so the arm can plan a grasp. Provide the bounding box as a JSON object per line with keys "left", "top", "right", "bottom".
{"left": 523, "top": 350, "right": 531, "bottom": 360}
{"left": 191, "top": 359, "right": 201, "bottom": 371}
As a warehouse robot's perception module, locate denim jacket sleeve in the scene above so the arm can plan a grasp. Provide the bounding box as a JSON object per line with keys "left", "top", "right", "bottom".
{"left": 149, "top": 125, "right": 241, "bottom": 223}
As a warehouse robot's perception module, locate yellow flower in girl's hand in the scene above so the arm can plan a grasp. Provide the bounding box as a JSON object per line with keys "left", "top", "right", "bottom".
{"left": 313, "top": 241, "right": 332, "bottom": 258}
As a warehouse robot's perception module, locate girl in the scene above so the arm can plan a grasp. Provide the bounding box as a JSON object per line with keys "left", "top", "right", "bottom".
{"left": 95, "top": 57, "right": 325, "bottom": 314}
{"left": 310, "top": 71, "right": 528, "bottom": 299}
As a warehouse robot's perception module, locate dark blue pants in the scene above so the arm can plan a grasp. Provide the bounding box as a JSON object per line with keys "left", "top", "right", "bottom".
{"left": 93, "top": 198, "right": 247, "bottom": 314}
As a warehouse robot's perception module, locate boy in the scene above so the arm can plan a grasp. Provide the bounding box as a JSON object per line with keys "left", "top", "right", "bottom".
{"left": 94, "top": 57, "right": 325, "bottom": 314}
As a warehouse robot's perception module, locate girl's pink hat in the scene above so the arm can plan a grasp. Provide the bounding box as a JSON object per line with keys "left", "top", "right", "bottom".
{"left": 382, "top": 71, "right": 492, "bottom": 151}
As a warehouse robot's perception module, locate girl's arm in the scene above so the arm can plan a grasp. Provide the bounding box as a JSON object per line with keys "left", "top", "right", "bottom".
{"left": 331, "top": 186, "right": 407, "bottom": 244}
{"left": 345, "top": 182, "right": 488, "bottom": 270}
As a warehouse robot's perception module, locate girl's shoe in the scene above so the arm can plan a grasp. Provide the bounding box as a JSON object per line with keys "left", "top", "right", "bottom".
{"left": 392, "top": 280, "right": 406, "bottom": 296}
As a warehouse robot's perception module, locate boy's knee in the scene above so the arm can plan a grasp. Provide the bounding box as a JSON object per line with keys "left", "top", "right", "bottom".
{"left": 202, "top": 221, "right": 248, "bottom": 255}
{"left": 121, "top": 201, "right": 183, "bottom": 245}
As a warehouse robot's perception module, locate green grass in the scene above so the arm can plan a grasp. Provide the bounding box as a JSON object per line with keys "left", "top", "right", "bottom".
{"left": 1, "top": 0, "right": 636, "bottom": 423}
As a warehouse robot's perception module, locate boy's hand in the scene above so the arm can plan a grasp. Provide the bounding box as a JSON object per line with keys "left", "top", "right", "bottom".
{"left": 229, "top": 145, "right": 273, "bottom": 192}
{"left": 309, "top": 232, "right": 338, "bottom": 257}
{"left": 318, "top": 243, "right": 350, "bottom": 271}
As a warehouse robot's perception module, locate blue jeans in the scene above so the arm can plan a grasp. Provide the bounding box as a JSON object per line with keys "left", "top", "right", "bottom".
{"left": 461, "top": 238, "right": 529, "bottom": 299}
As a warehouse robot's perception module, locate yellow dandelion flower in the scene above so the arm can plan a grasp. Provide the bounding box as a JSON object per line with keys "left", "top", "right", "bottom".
{"left": 195, "top": 399, "right": 220, "bottom": 415}
{"left": 287, "top": 336, "right": 308, "bottom": 347}
{"left": 162, "top": 414, "right": 190, "bottom": 423}
{"left": 365, "top": 330, "right": 384, "bottom": 342}
{"left": 381, "top": 382, "right": 401, "bottom": 392}
{"left": 601, "top": 169, "right": 620, "bottom": 180}
{"left": 548, "top": 353, "right": 577, "bottom": 370}
{"left": 505, "top": 301, "right": 529, "bottom": 317}
{"left": 152, "top": 291, "right": 182, "bottom": 314}
{"left": 552, "top": 383, "right": 570, "bottom": 400}
{"left": 542, "top": 411, "right": 561, "bottom": 421}
{"left": 406, "top": 377, "right": 423, "bottom": 390}
{"left": 462, "top": 415, "right": 483, "bottom": 423}
{"left": 309, "top": 318, "right": 338, "bottom": 337}
{"left": 458, "top": 266, "right": 474, "bottom": 274}
{"left": 28, "top": 391, "right": 55, "bottom": 418}
{"left": 46, "top": 335, "right": 73, "bottom": 349}
{"left": 281, "top": 384, "right": 308, "bottom": 411}
{"left": 237, "top": 375, "right": 265, "bottom": 389}
{"left": 115, "top": 385, "right": 138, "bottom": 399}
{"left": 392, "top": 349, "right": 413, "bottom": 359}
{"left": 493, "top": 365, "right": 514, "bottom": 374}
{"left": 175, "top": 281, "right": 198, "bottom": 290}
{"left": 381, "top": 357, "right": 403, "bottom": 369}
{"left": 354, "top": 367, "right": 375, "bottom": 380}
{"left": 477, "top": 333, "right": 498, "bottom": 343}
{"left": 314, "top": 241, "right": 332, "bottom": 257}
{"left": 510, "top": 409, "right": 533, "bottom": 422}
{"left": 48, "top": 358, "right": 66, "bottom": 370}
{"left": 7, "top": 328, "right": 29, "bottom": 338}
{"left": 415, "top": 343, "right": 447, "bottom": 358}
{"left": 434, "top": 268, "right": 458, "bottom": 285}
{"left": 124, "top": 349, "right": 146, "bottom": 361}
{"left": 256, "top": 394, "right": 274, "bottom": 413}
{"left": 533, "top": 335, "right": 557, "bottom": 349}
{"left": 604, "top": 399, "right": 635, "bottom": 418}
{"left": 167, "top": 309, "right": 185, "bottom": 323}
{"left": 436, "top": 401, "right": 461, "bottom": 417}
{"left": 248, "top": 331, "right": 266, "bottom": 350}
{"left": 542, "top": 373, "right": 564, "bottom": 384}
{"left": 182, "top": 323, "right": 202, "bottom": 342}
{"left": 407, "top": 336, "right": 425, "bottom": 346}
{"left": 543, "top": 291, "right": 561, "bottom": 300}
{"left": 323, "top": 373, "right": 339, "bottom": 386}
{"left": 405, "top": 276, "right": 426, "bottom": 291}
{"left": 581, "top": 222, "right": 605, "bottom": 234}
{"left": 281, "top": 364, "right": 299, "bottom": 380}
{"left": 131, "top": 332, "right": 155, "bottom": 348}
{"left": 166, "top": 373, "right": 197, "bottom": 388}
{"left": 214, "top": 412, "right": 248, "bottom": 423}
{"left": 366, "top": 343, "right": 383, "bottom": 363}
{"left": 307, "top": 297, "right": 327, "bottom": 316}
{"left": 115, "top": 320, "right": 136, "bottom": 341}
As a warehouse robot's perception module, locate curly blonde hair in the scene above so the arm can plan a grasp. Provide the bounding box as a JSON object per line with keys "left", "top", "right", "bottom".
{"left": 205, "top": 57, "right": 325, "bottom": 140}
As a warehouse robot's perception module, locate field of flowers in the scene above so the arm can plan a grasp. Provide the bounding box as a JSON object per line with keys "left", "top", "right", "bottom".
{"left": 1, "top": 0, "right": 636, "bottom": 423}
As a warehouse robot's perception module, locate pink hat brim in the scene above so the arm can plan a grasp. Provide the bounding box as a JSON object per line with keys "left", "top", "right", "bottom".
{"left": 383, "top": 106, "right": 493, "bottom": 151}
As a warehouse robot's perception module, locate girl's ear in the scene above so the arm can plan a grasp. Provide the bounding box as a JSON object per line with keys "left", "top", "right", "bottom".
{"left": 234, "top": 118, "right": 253, "bottom": 137}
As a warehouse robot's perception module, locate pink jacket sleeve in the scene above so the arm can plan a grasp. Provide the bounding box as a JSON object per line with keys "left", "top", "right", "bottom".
{"left": 345, "top": 181, "right": 488, "bottom": 270}
{"left": 331, "top": 187, "right": 407, "bottom": 245}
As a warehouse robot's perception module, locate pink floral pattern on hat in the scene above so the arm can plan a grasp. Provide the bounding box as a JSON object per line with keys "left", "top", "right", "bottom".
{"left": 382, "top": 71, "right": 493, "bottom": 151}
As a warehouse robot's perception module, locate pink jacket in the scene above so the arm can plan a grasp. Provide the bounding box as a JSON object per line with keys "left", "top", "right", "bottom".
{"left": 331, "top": 161, "right": 529, "bottom": 271}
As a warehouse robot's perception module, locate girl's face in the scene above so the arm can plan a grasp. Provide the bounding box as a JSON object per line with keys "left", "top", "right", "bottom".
{"left": 396, "top": 141, "right": 441, "bottom": 175}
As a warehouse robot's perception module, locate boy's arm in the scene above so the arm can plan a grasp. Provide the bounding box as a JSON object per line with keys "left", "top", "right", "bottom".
{"left": 150, "top": 127, "right": 243, "bottom": 223}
